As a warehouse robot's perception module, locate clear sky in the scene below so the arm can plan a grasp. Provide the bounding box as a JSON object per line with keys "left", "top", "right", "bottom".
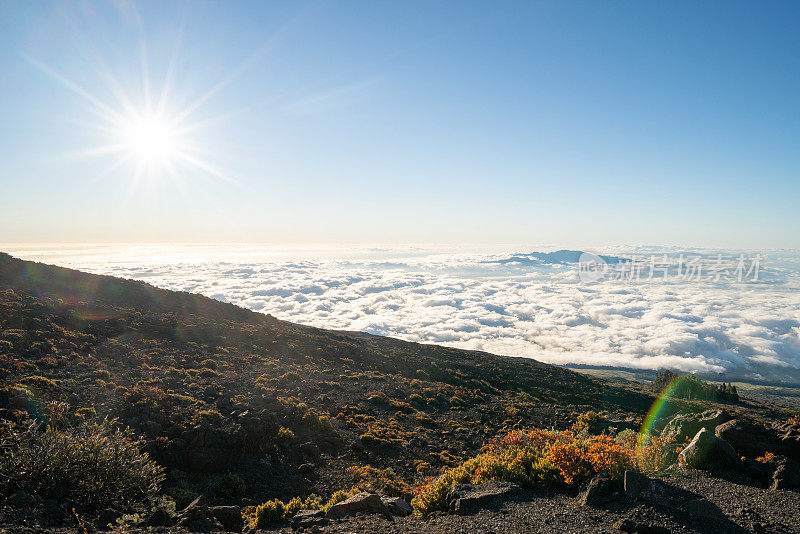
{"left": 1, "top": 1, "right": 798, "bottom": 247}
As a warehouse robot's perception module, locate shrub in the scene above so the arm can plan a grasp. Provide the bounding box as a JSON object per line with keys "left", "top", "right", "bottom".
{"left": 284, "top": 495, "right": 322, "bottom": 516}
{"left": 276, "top": 426, "right": 295, "bottom": 441}
{"left": 630, "top": 432, "right": 677, "bottom": 472}
{"left": 280, "top": 372, "right": 302, "bottom": 383}
{"left": 0, "top": 416, "right": 164, "bottom": 509}
{"left": 246, "top": 499, "right": 284, "bottom": 529}
{"left": 346, "top": 465, "right": 413, "bottom": 498}
{"left": 366, "top": 391, "right": 390, "bottom": 404}
{"left": 244, "top": 495, "right": 322, "bottom": 529}
{"left": 19, "top": 375, "right": 58, "bottom": 390}
{"left": 211, "top": 473, "right": 246, "bottom": 500}
{"left": 411, "top": 427, "right": 635, "bottom": 516}
{"left": 321, "top": 487, "right": 358, "bottom": 511}
{"left": 195, "top": 410, "right": 223, "bottom": 424}
{"left": 92, "top": 369, "right": 112, "bottom": 380}
{"left": 303, "top": 409, "right": 334, "bottom": 434}
{"left": 755, "top": 451, "right": 776, "bottom": 463}
{"left": 572, "top": 411, "right": 605, "bottom": 434}
{"left": 651, "top": 370, "right": 738, "bottom": 402}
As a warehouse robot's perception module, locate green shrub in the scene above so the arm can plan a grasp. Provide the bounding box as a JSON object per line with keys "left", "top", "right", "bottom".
{"left": 211, "top": 473, "right": 246, "bottom": 500}
{"left": 0, "top": 417, "right": 164, "bottom": 508}
{"left": 280, "top": 371, "right": 302, "bottom": 383}
{"left": 245, "top": 499, "right": 284, "bottom": 528}
{"left": 168, "top": 486, "right": 196, "bottom": 510}
{"left": 19, "top": 375, "right": 58, "bottom": 390}
{"left": 196, "top": 410, "right": 223, "bottom": 424}
{"left": 244, "top": 493, "right": 336, "bottom": 529}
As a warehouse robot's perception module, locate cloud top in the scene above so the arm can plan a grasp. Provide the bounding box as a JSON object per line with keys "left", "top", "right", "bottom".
{"left": 8, "top": 245, "right": 800, "bottom": 383}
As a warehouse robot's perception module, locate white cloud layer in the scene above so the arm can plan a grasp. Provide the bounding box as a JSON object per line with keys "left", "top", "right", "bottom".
{"left": 7, "top": 245, "right": 800, "bottom": 383}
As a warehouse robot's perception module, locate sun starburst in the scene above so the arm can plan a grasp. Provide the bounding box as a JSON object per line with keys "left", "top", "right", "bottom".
{"left": 25, "top": 25, "right": 236, "bottom": 193}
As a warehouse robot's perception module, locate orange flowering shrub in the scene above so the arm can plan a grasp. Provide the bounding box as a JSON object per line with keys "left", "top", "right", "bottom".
{"left": 755, "top": 451, "right": 776, "bottom": 463}
{"left": 411, "top": 427, "right": 635, "bottom": 515}
{"left": 629, "top": 431, "right": 680, "bottom": 472}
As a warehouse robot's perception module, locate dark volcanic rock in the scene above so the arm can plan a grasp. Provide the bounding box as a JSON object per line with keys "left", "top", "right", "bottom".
{"left": 661, "top": 410, "right": 731, "bottom": 444}
{"left": 178, "top": 495, "right": 209, "bottom": 526}
{"left": 351, "top": 437, "right": 365, "bottom": 452}
{"left": 678, "top": 428, "right": 740, "bottom": 470}
{"left": 8, "top": 491, "right": 36, "bottom": 507}
{"left": 209, "top": 505, "right": 243, "bottom": 532}
{"left": 300, "top": 441, "right": 320, "bottom": 458}
{"left": 714, "top": 419, "right": 800, "bottom": 461}
{"left": 146, "top": 508, "right": 173, "bottom": 527}
{"left": 770, "top": 457, "right": 800, "bottom": 490}
{"left": 445, "top": 480, "right": 520, "bottom": 515}
{"left": 381, "top": 496, "right": 412, "bottom": 516}
{"left": 185, "top": 517, "right": 223, "bottom": 532}
{"left": 581, "top": 476, "right": 615, "bottom": 506}
{"left": 293, "top": 509, "right": 327, "bottom": 528}
{"left": 624, "top": 470, "right": 653, "bottom": 500}
{"left": 299, "top": 462, "right": 315, "bottom": 475}
{"left": 326, "top": 491, "right": 389, "bottom": 519}
{"left": 96, "top": 508, "right": 122, "bottom": 529}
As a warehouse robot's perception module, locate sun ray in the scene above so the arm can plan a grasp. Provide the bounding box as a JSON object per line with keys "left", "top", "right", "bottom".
{"left": 157, "top": 5, "right": 189, "bottom": 118}
{"left": 24, "top": 56, "right": 126, "bottom": 125}
{"left": 173, "top": 151, "right": 237, "bottom": 184}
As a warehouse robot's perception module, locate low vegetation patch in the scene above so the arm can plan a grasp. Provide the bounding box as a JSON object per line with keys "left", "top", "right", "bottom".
{"left": 0, "top": 408, "right": 164, "bottom": 509}
{"left": 244, "top": 489, "right": 359, "bottom": 529}
{"left": 410, "top": 425, "right": 671, "bottom": 516}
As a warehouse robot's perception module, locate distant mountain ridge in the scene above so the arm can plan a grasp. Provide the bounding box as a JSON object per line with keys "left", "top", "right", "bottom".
{"left": 485, "top": 249, "right": 630, "bottom": 266}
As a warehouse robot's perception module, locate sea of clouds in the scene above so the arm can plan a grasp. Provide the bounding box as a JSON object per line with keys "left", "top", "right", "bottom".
{"left": 6, "top": 244, "right": 800, "bottom": 383}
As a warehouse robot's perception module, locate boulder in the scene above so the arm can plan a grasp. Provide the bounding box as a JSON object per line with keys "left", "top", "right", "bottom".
{"left": 178, "top": 495, "right": 209, "bottom": 525}
{"left": 8, "top": 491, "right": 36, "bottom": 507}
{"left": 209, "top": 505, "right": 243, "bottom": 532}
{"left": 445, "top": 481, "right": 520, "bottom": 515}
{"left": 678, "top": 428, "right": 741, "bottom": 470}
{"left": 661, "top": 410, "right": 731, "bottom": 445}
{"left": 292, "top": 509, "right": 327, "bottom": 528}
{"left": 716, "top": 419, "right": 800, "bottom": 463}
{"left": 95, "top": 508, "right": 122, "bottom": 529}
{"left": 580, "top": 476, "right": 614, "bottom": 506}
{"left": 140, "top": 420, "right": 163, "bottom": 436}
{"left": 300, "top": 441, "right": 320, "bottom": 458}
{"left": 381, "top": 496, "right": 412, "bottom": 516}
{"left": 325, "top": 491, "right": 389, "bottom": 519}
{"left": 770, "top": 457, "right": 800, "bottom": 490}
{"left": 146, "top": 508, "right": 173, "bottom": 527}
{"left": 623, "top": 470, "right": 652, "bottom": 500}
{"left": 299, "top": 463, "right": 315, "bottom": 475}
{"left": 185, "top": 517, "right": 223, "bottom": 532}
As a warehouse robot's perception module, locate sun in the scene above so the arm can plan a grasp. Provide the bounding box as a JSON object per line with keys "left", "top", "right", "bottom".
{"left": 26, "top": 28, "right": 237, "bottom": 189}
{"left": 121, "top": 114, "right": 179, "bottom": 164}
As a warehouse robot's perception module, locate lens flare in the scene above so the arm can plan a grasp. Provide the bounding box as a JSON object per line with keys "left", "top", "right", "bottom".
{"left": 638, "top": 375, "right": 695, "bottom": 439}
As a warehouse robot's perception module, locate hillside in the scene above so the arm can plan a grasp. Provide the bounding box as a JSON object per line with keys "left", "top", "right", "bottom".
{"left": 0, "top": 252, "right": 798, "bottom": 533}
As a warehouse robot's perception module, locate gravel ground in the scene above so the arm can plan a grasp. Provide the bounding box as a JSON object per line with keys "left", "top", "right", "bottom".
{"left": 269, "top": 469, "right": 800, "bottom": 534}
{"left": 0, "top": 469, "right": 797, "bottom": 533}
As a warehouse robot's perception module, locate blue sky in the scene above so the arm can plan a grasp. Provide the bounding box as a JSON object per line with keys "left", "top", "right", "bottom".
{"left": 1, "top": 1, "right": 798, "bottom": 247}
